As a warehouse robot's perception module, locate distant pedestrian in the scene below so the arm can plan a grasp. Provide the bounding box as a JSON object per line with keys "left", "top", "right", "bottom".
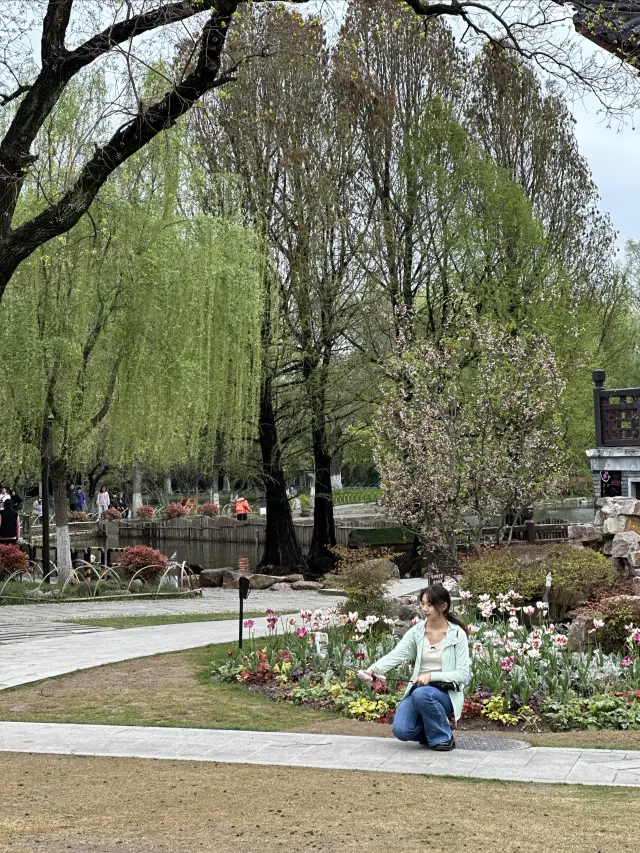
{"left": 0, "top": 503, "right": 21, "bottom": 542}
{"left": 9, "top": 489, "right": 22, "bottom": 512}
{"left": 68, "top": 484, "right": 78, "bottom": 512}
{"left": 32, "top": 498, "right": 42, "bottom": 518}
{"left": 235, "top": 496, "right": 251, "bottom": 521}
{"left": 75, "top": 485, "right": 86, "bottom": 512}
{"left": 0, "top": 487, "right": 10, "bottom": 507}
{"left": 97, "top": 486, "right": 110, "bottom": 519}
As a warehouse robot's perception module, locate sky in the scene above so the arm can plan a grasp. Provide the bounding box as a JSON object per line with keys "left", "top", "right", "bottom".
{"left": 572, "top": 100, "right": 638, "bottom": 253}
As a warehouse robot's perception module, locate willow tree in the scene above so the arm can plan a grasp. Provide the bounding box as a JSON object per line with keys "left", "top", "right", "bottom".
{"left": 0, "top": 79, "right": 261, "bottom": 582}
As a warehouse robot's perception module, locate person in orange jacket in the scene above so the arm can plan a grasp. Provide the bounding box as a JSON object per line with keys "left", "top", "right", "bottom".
{"left": 235, "top": 496, "right": 251, "bottom": 521}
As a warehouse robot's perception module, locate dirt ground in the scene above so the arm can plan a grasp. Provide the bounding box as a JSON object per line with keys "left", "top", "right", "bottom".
{"left": 0, "top": 753, "right": 638, "bottom": 853}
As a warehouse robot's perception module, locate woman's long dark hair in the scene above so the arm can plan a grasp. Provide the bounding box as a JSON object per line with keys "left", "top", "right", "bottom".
{"left": 420, "top": 584, "right": 469, "bottom": 635}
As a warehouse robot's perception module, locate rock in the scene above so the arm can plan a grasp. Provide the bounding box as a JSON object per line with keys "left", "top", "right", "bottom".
{"left": 611, "top": 531, "right": 640, "bottom": 559}
{"left": 291, "top": 580, "right": 324, "bottom": 590}
{"left": 249, "top": 574, "right": 281, "bottom": 590}
{"left": 567, "top": 523, "right": 603, "bottom": 543}
{"left": 129, "top": 578, "right": 143, "bottom": 593}
{"left": 623, "top": 516, "right": 640, "bottom": 535}
{"left": 375, "top": 558, "right": 400, "bottom": 578}
{"left": 221, "top": 570, "right": 242, "bottom": 589}
{"left": 25, "top": 589, "right": 44, "bottom": 599}
{"left": 603, "top": 539, "right": 613, "bottom": 556}
{"left": 398, "top": 604, "right": 419, "bottom": 621}
{"left": 567, "top": 614, "right": 591, "bottom": 652}
{"left": 75, "top": 581, "right": 97, "bottom": 596}
{"left": 199, "top": 568, "right": 229, "bottom": 588}
{"left": 282, "top": 574, "right": 304, "bottom": 583}
{"left": 159, "top": 574, "right": 179, "bottom": 588}
{"left": 270, "top": 582, "right": 293, "bottom": 591}
{"left": 603, "top": 516, "right": 626, "bottom": 536}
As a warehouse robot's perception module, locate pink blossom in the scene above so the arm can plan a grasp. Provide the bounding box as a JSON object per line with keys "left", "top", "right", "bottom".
{"left": 500, "top": 656, "right": 516, "bottom": 673}
{"left": 265, "top": 608, "right": 275, "bottom": 616}
{"left": 243, "top": 619, "right": 254, "bottom": 629}
{"left": 296, "top": 627, "right": 308, "bottom": 639}
{"left": 621, "top": 656, "right": 634, "bottom": 669}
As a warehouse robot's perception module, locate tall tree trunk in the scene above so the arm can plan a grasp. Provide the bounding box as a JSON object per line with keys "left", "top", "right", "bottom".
{"left": 257, "top": 377, "right": 305, "bottom": 573}
{"left": 51, "top": 458, "right": 73, "bottom": 586}
{"left": 330, "top": 452, "right": 343, "bottom": 492}
{"left": 164, "top": 476, "right": 172, "bottom": 496}
{"left": 307, "top": 425, "right": 337, "bottom": 575}
{"left": 132, "top": 461, "right": 142, "bottom": 511}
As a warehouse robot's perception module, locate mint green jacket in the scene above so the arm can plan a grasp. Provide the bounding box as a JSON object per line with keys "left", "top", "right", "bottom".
{"left": 372, "top": 621, "right": 470, "bottom": 720}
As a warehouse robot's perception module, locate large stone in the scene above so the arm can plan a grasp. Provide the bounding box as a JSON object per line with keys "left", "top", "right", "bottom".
{"left": 567, "top": 523, "right": 603, "bottom": 544}
{"left": 603, "top": 539, "right": 613, "bottom": 556}
{"left": 374, "top": 558, "right": 400, "bottom": 579}
{"left": 249, "top": 574, "right": 281, "bottom": 590}
{"left": 623, "top": 516, "right": 640, "bottom": 535}
{"left": 567, "top": 614, "right": 592, "bottom": 652}
{"left": 603, "top": 516, "right": 627, "bottom": 536}
{"left": 611, "top": 531, "right": 640, "bottom": 559}
{"left": 199, "top": 568, "right": 229, "bottom": 588}
{"left": 291, "top": 580, "right": 324, "bottom": 591}
{"left": 129, "top": 578, "right": 143, "bottom": 593}
{"left": 282, "top": 574, "right": 304, "bottom": 583}
{"left": 398, "top": 604, "right": 419, "bottom": 621}
{"left": 221, "top": 570, "right": 242, "bottom": 589}
{"left": 270, "top": 582, "right": 293, "bottom": 591}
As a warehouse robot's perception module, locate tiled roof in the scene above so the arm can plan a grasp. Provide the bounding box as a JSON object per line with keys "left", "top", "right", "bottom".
{"left": 571, "top": 2, "right": 640, "bottom": 65}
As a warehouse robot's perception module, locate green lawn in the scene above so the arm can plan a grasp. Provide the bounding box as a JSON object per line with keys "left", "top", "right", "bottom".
{"left": 62, "top": 610, "right": 284, "bottom": 629}
{"left": 0, "top": 643, "right": 340, "bottom": 731}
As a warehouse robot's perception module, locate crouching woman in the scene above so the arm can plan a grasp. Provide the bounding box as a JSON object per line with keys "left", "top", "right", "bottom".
{"left": 362, "top": 584, "right": 470, "bottom": 751}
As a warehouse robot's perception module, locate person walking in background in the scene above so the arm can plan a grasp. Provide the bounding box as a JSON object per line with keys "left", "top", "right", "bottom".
{"left": 0, "top": 487, "right": 10, "bottom": 507}
{"left": 75, "top": 485, "right": 86, "bottom": 512}
{"left": 0, "top": 502, "right": 21, "bottom": 542}
{"left": 68, "top": 484, "right": 78, "bottom": 512}
{"left": 235, "top": 495, "right": 251, "bottom": 521}
{"left": 97, "top": 485, "right": 110, "bottom": 519}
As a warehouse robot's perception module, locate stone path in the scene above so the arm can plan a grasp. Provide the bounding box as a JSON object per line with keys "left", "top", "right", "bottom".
{"left": 0, "top": 616, "right": 272, "bottom": 689}
{"left": 0, "top": 579, "right": 424, "bottom": 627}
{"left": 0, "top": 722, "right": 638, "bottom": 786}
{"left": 0, "top": 620, "right": 111, "bottom": 645}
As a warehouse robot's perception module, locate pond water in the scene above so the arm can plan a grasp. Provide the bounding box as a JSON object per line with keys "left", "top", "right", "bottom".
{"left": 66, "top": 502, "right": 595, "bottom": 570}
{"left": 71, "top": 535, "right": 260, "bottom": 571}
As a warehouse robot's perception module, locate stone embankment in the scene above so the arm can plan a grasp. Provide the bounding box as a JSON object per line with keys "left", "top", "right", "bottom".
{"left": 568, "top": 497, "right": 640, "bottom": 578}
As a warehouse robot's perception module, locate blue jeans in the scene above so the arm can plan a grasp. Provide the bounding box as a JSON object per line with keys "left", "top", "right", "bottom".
{"left": 392, "top": 685, "right": 454, "bottom": 746}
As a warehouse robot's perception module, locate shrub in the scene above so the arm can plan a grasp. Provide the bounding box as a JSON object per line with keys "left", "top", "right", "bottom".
{"left": 164, "top": 502, "right": 187, "bottom": 519}
{"left": 0, "top": 544, "right": 29, "bottom": 577}
{"left": 118, "top": 545, "right": 168, "bottom": 579}
{"left": 334, "top": 559, "right": 394, "bottom": 618}
{"left": 462, "top": 544, "right": 616, "bottom": 619}
{"left": 68, "top": 510, "right": 89, "bottom": 522}
{"left": 199, "top": 502, "right": 220, "bottom": 518}
{"left": 135, "top": 505, "right": 155, "bottom": 519}
{"left": 574, "top": 595, "right": 640, "bottom": 654}
{"left": 103, "top": 507, "right": 122, "bottom": 521}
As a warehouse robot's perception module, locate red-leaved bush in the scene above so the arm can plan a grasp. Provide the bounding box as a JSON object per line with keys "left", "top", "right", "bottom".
{"left": 135, "top": 505, "right": 155, "bottom": 519}
{"left": 164, "top": 502, "right": 187, "bottom": 519}
{"left": 0, "top": 544, "right": 30, "bottom": 577}
{"left": 69, "top": 511, "right": 90, "bottom": 522}
{"left": 199, "top": 502, "right": 220, "bottom": 518}
{"left": 103, "top": 508, "right": 122, "bottom": 521}
{"left": 118, "top": 545, "right": 168, "bottom": 578}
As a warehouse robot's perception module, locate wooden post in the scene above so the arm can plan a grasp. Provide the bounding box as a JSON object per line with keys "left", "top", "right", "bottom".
{"left": 593, "top": 369, "right": 606, "bottom": 448}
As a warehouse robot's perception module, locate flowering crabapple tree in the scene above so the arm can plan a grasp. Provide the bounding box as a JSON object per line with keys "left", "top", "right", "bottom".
{"left": 373, "top": 323, "right": 567, "bottom": 561}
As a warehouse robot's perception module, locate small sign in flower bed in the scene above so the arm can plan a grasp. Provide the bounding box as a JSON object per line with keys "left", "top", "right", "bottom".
{"left": 212, "top": 588, "right": 640, "bottom": 730}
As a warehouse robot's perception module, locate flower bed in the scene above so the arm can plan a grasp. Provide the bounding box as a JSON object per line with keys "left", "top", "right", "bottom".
{"left": 68, "top": 510, "right": 90, "bottom": 522}
{"left": 103, "top": 508, "right": 122, "bottom": 521}
{"left": 164, "top": 502, "right": 187, "bottom": 519}
{"left": 213, "top": 590, "right": 640, "bottom": 730}
{"left": 135, "top": 505, "right": 155, "bottom": 520}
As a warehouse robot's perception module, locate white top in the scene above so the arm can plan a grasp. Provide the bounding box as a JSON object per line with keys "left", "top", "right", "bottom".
{"left": 97, "top": 491, "right": 110, "bottom": 507}
{"left": 419, "top": 635, "right": 446, "bottom": 676}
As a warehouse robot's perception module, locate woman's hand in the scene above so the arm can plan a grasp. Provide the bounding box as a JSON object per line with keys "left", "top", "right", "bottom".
{"left": 357, "top": 669, "right": 374, "bottom": 682}
{"left": 415, "top": 673, "right": 431, "bottom": 686}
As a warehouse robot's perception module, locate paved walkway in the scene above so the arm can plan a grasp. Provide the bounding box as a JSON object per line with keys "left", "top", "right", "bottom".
{"left": 0, "top": 579, "right": 423, "bottom": 625}
{"left": 0, "top": 616, "right": 272, "bottom": 689}
{"left": 0, "top": 722, "right": 638, "bottom": 786}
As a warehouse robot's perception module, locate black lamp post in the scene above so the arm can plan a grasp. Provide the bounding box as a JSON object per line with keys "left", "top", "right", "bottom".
{"left": 41, "top": 413, "right": 56, "bottom": 583}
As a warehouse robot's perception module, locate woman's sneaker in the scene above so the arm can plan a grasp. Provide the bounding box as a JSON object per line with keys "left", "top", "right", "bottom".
{"left": 430, "top": 737, "right": 456, "bottom": 751}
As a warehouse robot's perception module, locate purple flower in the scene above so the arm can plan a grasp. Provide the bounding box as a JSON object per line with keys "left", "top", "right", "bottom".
{"left": 243, "top": 619, "right": 254, "bottom": 629}
{"left": 621, "top": 656, "right": 634, "bottom": 669}
{"left": 296, "top": 627, "right": 308, "bottom": 639}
